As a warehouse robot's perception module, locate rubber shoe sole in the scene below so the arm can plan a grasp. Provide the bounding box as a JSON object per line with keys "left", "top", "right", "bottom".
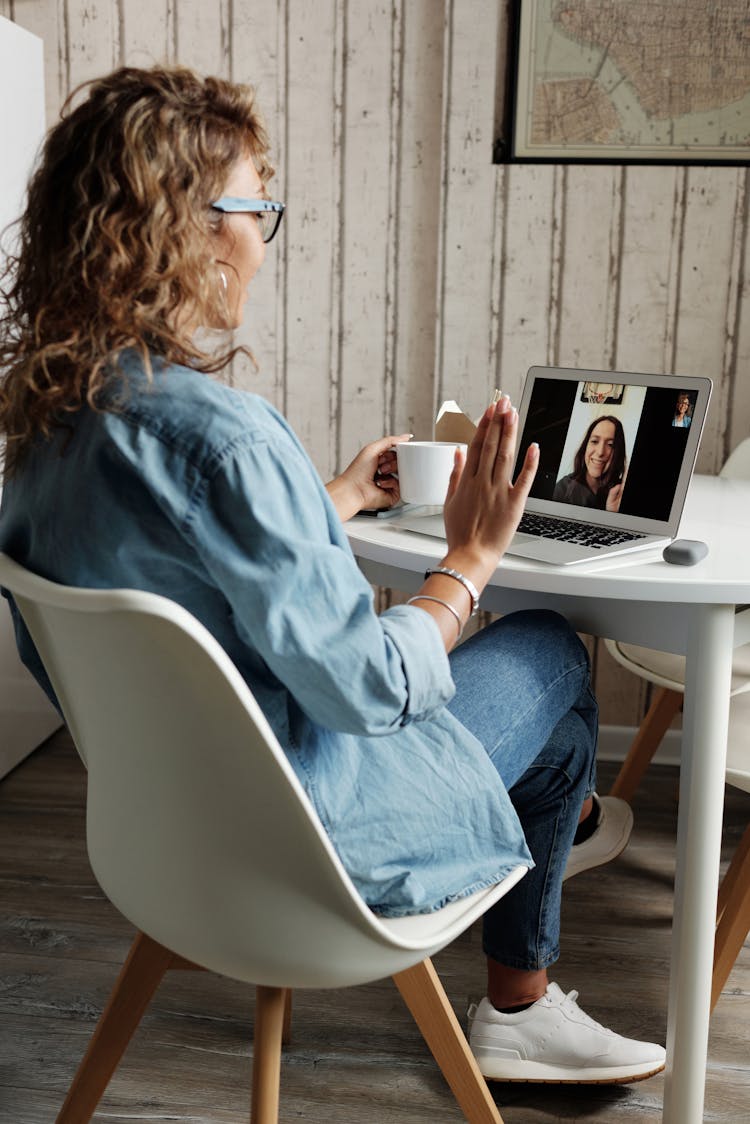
{"left": 472, "top": 1045, "right": 665, "bottom": 1084}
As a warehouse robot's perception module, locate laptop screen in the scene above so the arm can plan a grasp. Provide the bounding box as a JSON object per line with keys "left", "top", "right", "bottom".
{"left": 514, "top": 368, "right": 712, "bottom": 535}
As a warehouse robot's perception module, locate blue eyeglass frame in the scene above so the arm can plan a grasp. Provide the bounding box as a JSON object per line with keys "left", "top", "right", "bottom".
{"left": 211, "top": 196, "right": 285, "bottom": 243}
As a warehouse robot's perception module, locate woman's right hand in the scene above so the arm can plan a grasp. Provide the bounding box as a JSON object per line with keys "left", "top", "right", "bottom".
{"left": 404, "top": 397, "right": 538, "bottom": 654}
{"left": 441, "top": 396, "right": 539, "bottom": 583}
{"left": 605, "top": 466, "right": 627, "bottom": 513}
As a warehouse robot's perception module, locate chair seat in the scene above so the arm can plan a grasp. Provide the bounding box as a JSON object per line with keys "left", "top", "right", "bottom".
{"left": 606, "top": 639, "right": 750, "bottom": 695}
{"left": 727, "top": 692, "right": 750, "bottom": 794}
{"left": 608, "top": 639, "right": 750, "bottom": 794}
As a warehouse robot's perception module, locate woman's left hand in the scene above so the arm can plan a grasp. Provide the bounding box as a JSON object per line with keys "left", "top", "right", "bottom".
{"left": 326, "top": 434, "right": 411, "bottom": 521}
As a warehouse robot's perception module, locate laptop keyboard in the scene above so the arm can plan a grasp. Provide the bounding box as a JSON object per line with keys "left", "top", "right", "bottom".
{"left": 518, "top": 512, "right": 646, "bottom": 548}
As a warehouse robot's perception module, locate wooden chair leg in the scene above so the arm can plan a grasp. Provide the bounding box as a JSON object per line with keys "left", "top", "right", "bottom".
{"left": 393, "top": 958, "right": 503, "bottom": 1124}
{"left": 712, "top": 822, "right": 750, "bottom": 1011}
{"left": 56, "top": 931, "right": 174, "bottom": 1123}
{"left": 251, "top": 986, "right": 288, "bottom": 1124}
{"left": 717, "top": 820, "right": 750, "bottom": 924}
{"left": 282, "top": 988, "right": 293, "bottom": 1045}
{"left": 609, "top": 686, "right": 683, "bottom": 802}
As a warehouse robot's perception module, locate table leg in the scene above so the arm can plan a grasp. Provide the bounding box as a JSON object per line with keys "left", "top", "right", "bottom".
{"left": 662, "top": 603, "right": 734, "bottom": 1123}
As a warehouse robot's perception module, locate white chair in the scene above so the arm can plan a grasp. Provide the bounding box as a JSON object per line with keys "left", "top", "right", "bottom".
{"left": 604, "top": 437, "right": 750, "bottom": 1011}
{"left": 711, "top": 692, "right": 750, "bottom": 1009}
{"left": 0, "top": 552, "right": 526, "bottom": 1123}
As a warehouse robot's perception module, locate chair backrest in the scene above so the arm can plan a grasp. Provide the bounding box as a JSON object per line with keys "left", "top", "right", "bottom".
{"left": 721, "top": 438, "right": 750, "bottom": 786}
{"left": 727, "top": 691, "right": 750, "bottom": 797}
{"left": 0, "top": 553, "right": 499, "bottom": 988}
{"left": 720, "top": 436, "right": 750, "bottom": 480}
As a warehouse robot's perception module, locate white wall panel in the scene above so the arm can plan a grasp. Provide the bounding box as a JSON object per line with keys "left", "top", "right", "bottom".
{"left": 66, "top": 0, "right": 120, "bottom": 92}
{"left": 558, "top": 167, "right": 622, "bottom": 371}
{"left": 230, "top": 2, "right": 287, "bottom": 408}
{"left": 389, "top": 0, "right": 443, "bottom": 441}
{"left": 282, "top": 0, "right": 340, "bottom": 476}
{"left": 728, "top": 174, "right": 750, "bottom": 460}
{"left": 120, "top": 0, "right": 173, "bottom": 67}
{"left": 616, "top": 167, "right": 685, "bottom": 376}
{"left": 174, "top": 0, "right": 230, "bottom": 78}
{"left": 435, "top": 0, "right": 500, "bottom": 413}
{"left": 720, "top": 172, "right": 748, "bottom": 463}
{"left": 675, "top": 168, "right": 747, "bottom": 472}
{"left": 496, "top": 164, "right": 557, "bottom": 399}
{"left": 336, "top": 0, "right": 393, "bottom": 468}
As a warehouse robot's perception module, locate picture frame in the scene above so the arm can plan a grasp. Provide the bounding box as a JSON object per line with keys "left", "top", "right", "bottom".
{"left": 505, "top": 0, "right": 750, "bottom": 165}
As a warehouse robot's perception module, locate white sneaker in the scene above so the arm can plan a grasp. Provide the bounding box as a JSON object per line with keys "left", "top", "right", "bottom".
{"left": 563, "top": 794, "right": 634, "bottom": 881}
{"left": 468, "top": 984, "right": 665, "bottom": 1083}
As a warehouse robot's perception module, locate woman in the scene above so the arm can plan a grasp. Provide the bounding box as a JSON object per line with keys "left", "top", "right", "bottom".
{"left": 553, "top": 415, "right": 627, "bottom": 512}
{"left": 672, "top": 393, "right": 692, "bottom": 428}
{"left": 0, "top": 66, "right": 663, "bottom": 1084}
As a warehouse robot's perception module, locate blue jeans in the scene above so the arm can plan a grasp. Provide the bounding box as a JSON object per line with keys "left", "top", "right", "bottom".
{"left": 447, "top": 610, "right": 597, "bottom": 971}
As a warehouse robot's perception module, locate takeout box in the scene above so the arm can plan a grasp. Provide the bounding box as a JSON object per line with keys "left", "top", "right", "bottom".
{"left": 433, "top": 391, "right": 501, "bottom": 444}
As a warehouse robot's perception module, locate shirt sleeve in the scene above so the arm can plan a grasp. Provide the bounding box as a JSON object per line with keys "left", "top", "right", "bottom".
{"left": 183, "top": 420, "right": 456, "bottom": 735}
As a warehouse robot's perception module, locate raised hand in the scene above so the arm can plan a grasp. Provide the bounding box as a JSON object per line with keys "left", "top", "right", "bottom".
{"left": 606, "top": 467, "right": 627, "bottom": 513}
{"left": 442, "top": 396, "right": 539, "bottom": 578}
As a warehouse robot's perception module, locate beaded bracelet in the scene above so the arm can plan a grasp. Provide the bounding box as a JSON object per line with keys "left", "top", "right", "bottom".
{"left": 424, "top": 567, "right": 480, "bottom": 616}
{"left": 406, "top": 595, "right": 464, "bottom": 641}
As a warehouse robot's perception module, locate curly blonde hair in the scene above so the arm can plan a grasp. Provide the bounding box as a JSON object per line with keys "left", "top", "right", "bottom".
{"left": 0, "top": 65, "right": 273, "bottom": 474}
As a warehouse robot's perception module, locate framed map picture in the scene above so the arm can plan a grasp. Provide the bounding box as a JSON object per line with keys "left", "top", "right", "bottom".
{"left": 509, "top": 0, "right": 750, "bottom": 163}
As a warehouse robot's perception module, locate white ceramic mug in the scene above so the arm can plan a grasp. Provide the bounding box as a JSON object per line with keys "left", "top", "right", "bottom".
{"left": 396, "top": 440, "right": 467, "bottom": 506}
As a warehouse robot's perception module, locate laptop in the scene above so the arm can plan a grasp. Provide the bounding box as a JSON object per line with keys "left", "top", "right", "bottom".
{"left": 392, "top": 366, "right": 712, "bottom": 566}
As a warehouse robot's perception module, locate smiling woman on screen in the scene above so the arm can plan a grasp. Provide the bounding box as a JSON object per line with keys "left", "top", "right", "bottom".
{"left": 553, "top": 415, "right": 627, "bottom": 513}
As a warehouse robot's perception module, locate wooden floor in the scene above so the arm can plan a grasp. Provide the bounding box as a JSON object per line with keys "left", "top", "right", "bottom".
{"left": 0, "top": 730, "right": 748, "bottom": 1123}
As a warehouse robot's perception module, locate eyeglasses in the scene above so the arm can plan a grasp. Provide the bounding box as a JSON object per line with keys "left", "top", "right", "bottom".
{"left": 211, "top": 197, "right": 285, "bottom": 243}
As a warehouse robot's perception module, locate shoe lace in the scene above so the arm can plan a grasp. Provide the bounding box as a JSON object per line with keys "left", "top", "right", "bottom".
{"left": 560, "top": 989, "right": 608, "bottom": 1033}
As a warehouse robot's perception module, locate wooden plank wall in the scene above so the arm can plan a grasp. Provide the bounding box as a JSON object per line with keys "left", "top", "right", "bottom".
{"left": 4, "top": 0, "right": 749, "bottom": 726}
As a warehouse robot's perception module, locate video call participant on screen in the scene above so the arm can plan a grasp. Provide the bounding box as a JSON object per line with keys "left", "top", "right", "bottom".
{"left": 553, "top": 416, "right": 627, "bottom": 513}
{"left": 672, "top": 393, "right": 692, "bottom": 428}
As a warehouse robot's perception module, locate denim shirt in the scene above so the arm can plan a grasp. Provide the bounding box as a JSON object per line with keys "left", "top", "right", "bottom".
{"left": 0, "top": 352, "right": 531, "bottom": 915}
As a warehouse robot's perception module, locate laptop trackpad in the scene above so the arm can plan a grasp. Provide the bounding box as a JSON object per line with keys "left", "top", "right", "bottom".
{"left": 505, "top": 536, "right": 590, "bottom": 564}
{"left": 395, "top": 517, "right": 542, "bottom": 546}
